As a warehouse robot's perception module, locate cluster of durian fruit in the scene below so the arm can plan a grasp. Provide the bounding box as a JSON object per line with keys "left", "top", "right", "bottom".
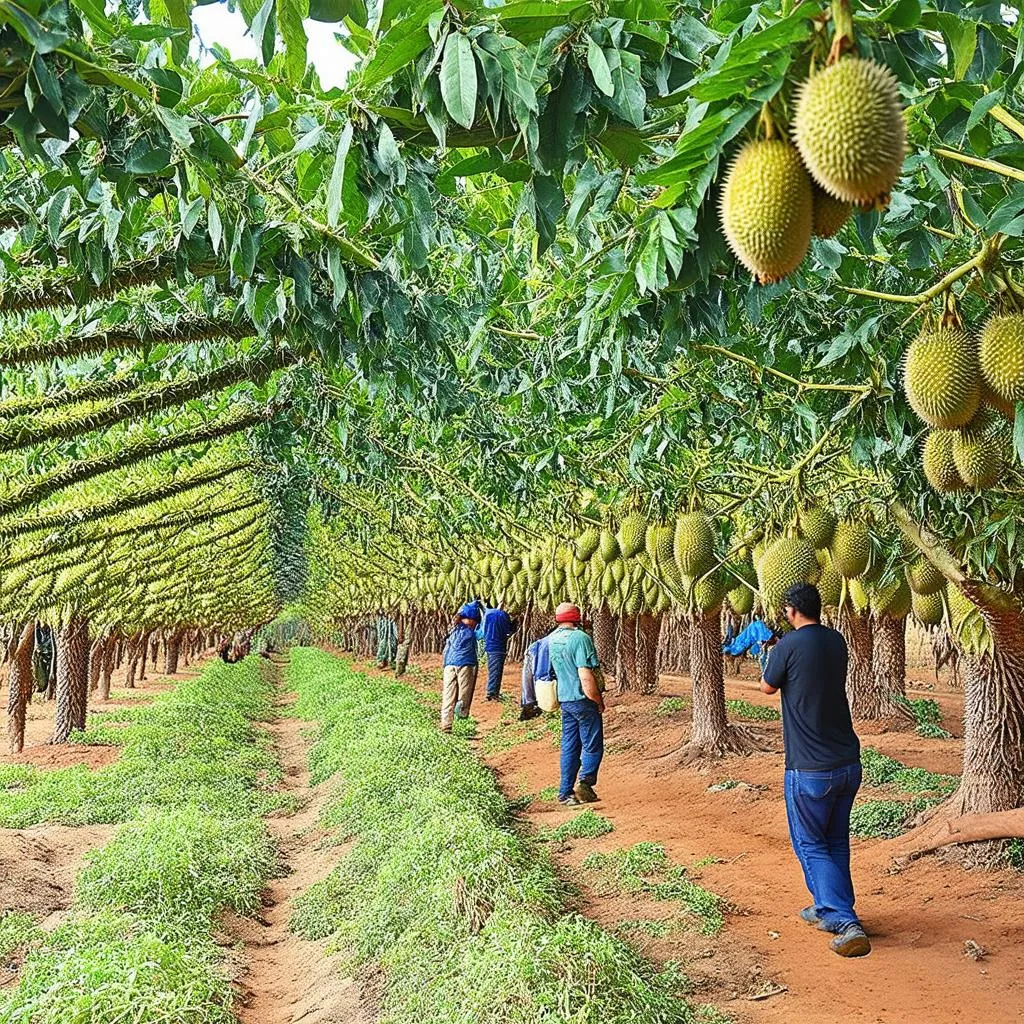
{"left": 904, "top": 311, "right": 1024, "bottom": 492}
{"left": 720, "top": 56, "right": 905, "bottom": 283}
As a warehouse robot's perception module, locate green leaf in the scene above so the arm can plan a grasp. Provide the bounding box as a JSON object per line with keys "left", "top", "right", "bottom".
{"left": 435, "top": 151, "right": 504, "bottom": 194}
{"left": 933, "top": 12, "right": 977, "bottom": 81}
{"left": 208, "top": 200, "right": 223, "bottom": 253}
{"left": 587, "top": 37, "right": 613, "bottom": 97}
{"left": 155, "top": 107, "right": 196, "bottom": 148}
{"left": 361, "top": 1, "right": 438, "bottom": 88}
{"left": 440, "top": 33, "right": 478, "bottom": 129}
{"left": 606, "top": 49, "right": 645, "bottom": 128}
{"left": 250, "top": 0, "right": 278, "bottom": 66}
{"left": 279, "top": 0, "right": 309, "bottom": 84}
{"left": 326, "top": 123, "right": 353, "bottom": 228}
{"left": 533, "top": 174, "right": 564, "bottom": 255}
{"left": 965, "top": 88, "right": 1003, "bottom": 134}
{"left": 864, "top": 0, "right": 920, "bottom": 30}
{"left": 0, "top": 5, "right": 68, "bottom": 52}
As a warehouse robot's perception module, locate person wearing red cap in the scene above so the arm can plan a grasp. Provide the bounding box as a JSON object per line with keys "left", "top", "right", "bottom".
{"left": 547, "top": 601, "right": 605, "bottom": 806}
{"left": 440, "top": 602, "right": 481, "bottom": 733}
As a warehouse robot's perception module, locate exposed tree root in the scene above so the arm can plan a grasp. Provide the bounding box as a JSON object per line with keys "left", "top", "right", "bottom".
{"left": 677, "top": 723, "right": 761, "bottom": 764}
{"left": 889, "top": 805, "right": 1024, "bottom": 869}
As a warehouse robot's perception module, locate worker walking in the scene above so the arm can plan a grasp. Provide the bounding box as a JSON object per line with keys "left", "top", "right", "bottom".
{"left": 482, "top": 598, "right": 518, "bottom": 701}
{"left": 547, "top": 602, "right": 605, "bottom": 806}
{"left": 440, "top": 602, "right": 481, "bottom": 733}
{"left": 519, "top": 633, "right": 551, "bottom": 721}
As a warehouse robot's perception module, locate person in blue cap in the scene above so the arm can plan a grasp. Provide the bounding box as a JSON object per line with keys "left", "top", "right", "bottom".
{"left": 481, "top": 597, "right": 519, "bottom": 701}
{"left": 440, "top": 601, "right": 481, "bottom": 733}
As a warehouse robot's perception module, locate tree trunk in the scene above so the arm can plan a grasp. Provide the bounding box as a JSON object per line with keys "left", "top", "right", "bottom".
{"left": 635, "top": 612, "right": 662, "bottom": 694}
{"left": 615, "top": 613, "right": 637, "bottom": 693}
{"left": 680, "top": 608, "right": 755, "bottom": 760}
{"left": 87, "top": 638, "right": 103, "bottom": 693}
{"left": 658, "top": 608, "right": 691, "bottom": 675}
{"left": 6, "top": 622, "right": 34, "bottom": 754}
{"left": 150, "top": 635, "right": 160, "bottom": 664}
{"left": 164, "top": 631, "right": 181, "bottom": 674}
{"left": 592, "top": 604, "right": 616, "bottom": 675}
{"left": 839, "top": 607, "right": 878, "bottom": 719}
{"left": 139, "top": 630, "right": 150, "bottom": 681}
{"left": 125, "top": 632, "right": 143, "bottom": 689}
{"left": 98, "top": 634, "right": 116, "bottom": 701}
{"left": 53, "top": 618, "right": 90, "bottom": 743}
{"left": 872, "top": 614, "right": 913, "bottom": 721}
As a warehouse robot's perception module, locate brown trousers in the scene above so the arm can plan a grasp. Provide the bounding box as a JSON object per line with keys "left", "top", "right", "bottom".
{"left": 440, "top": 664, "right": 478, "bottom": 729}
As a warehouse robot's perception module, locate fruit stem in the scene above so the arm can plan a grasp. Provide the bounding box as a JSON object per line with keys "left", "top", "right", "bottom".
{"left": 828, "top": 0, "right": 856, "bottom": 64}
{"left": 692, "top": 344, "right": 876, "bottom": 394}
{"left": 934, "top": 147, "right": 1024, "bottom": 183}
{"left": 758, "top": 103, "right": 777, "bottom": 140}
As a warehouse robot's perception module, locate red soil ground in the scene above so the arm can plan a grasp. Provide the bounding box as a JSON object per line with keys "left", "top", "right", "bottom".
{"left": 394, "top": 653, "right": 1024, "bottom": 1024}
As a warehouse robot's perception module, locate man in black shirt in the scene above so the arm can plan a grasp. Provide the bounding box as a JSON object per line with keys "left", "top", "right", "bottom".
{"left": 761, "top": 583, "right": 870, "bottom": 958}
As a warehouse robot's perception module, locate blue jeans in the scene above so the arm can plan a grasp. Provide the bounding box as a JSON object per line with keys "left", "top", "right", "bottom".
{"left": 784, "top": 762, "right": 862, "bottom": 932}
{"left": 485, "top": 648, "right": 506, "bottom": 698}
{"left": 559, "top": 699, "right": 603, "bottom": 799}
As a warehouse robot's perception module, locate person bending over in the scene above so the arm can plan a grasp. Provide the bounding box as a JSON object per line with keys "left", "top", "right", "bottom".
{"left": 761, "top": 583, "right": 869, "bottom": 958}
{"left": 519, "top": 634, "right": 551, "bottom": 721}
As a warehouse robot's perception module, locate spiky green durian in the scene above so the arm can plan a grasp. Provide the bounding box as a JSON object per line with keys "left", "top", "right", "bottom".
{"left": 911, "top": 588, "right": 945, "bottom": 627}
{"left": 793, "top": 57, "right": 905, "bottom": 208}
{"left": 673, "top": 512, "right": 715, "bottom": 577}
{"left": 870, "top": 577, "right": 911, "bottom": 619}
{"left": 756, "top": 536, "right": 817, "bottom": 611}
{"left": 598, "top": 529, "right": 620, "bottom": 563}
{"left": 830, "top": 520, "right": 871, "bottom": 579}
{"left": 812, "top": 185, "right": 853, "bottom": 238}
{"left": 799, "top": 503, "right": 838, "bottom": 549}
{"left": 816, "top": 550, "right": 843, "bottom": 607}
{"left": 922, "top": 429, "right": 966, "bottom": 493}
{"left": 906, "top": 557, "right": 945, "bottom": 596}
{"left": 903, "top": 327, "right": 980, "bottom": 429}
{"left": 719, "top": 139, "right": 813, "bottom": 284}
{"left": 617, "top": 512, "right": 648, "bottom": 559}
{"left": 575, "top": 527, "right": 600, "bottom": 561}
{"left": 979, "top": 313, "right": 1024, "bottom": 405}
{"left": 727, "top": 583, "right": 755, "bottom": 615}
{"left": 951, "top": 408, "right": 1006, "bottom": 490}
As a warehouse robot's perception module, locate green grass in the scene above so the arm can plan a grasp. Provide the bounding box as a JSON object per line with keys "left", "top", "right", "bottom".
{"left": 655, "top": 697, "right": 687, "bottom": 716}
{"left": 724, "top": 699, "right": 779, "bottom": 722}
{"left": 537, "top": 785, "right": 559, "bottom": 802}
{"left": 582, "top": 843, "right": 725, "bottom": 935}
{"left": 0, "top": 657, "right": 280, "bottom": 1023}
{"left": 287, "top": 649, "right": 698, "bottom": 1024}
{"left": 860, "top": 748, "right": 957, "bottom": 795}
{"left": 849, "top": 797, "right": 936, "bottom": 839}
{"left": 481, "top": 707, "right": 562, "bottom": 753}
{"left": 616, "top": 918, "right": 676, "bottom": 938}
{"left": 892, "top": 696, "right": 953, "bottom": 739}
{"left": 538, "top": 809, "right": 615, "bottom": 842}
{"left": 0, "top": 913, "right": 37, "bottom": 964}
{"left": 1008, "top": 839, "right": 1024, "bottom": 870}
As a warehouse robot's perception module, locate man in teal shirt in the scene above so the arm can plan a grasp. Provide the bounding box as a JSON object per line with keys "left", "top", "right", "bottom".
{"left": 547, "top": 602, "right": 605, "bottom": 806}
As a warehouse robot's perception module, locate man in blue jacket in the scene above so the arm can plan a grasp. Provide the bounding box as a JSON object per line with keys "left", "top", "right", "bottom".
{"left": 481, "top": 598, "right": 518, "bottom": 701}
{"left": 519, "top": 634, "right": 551, "bottom": 721}
{"left": 440, "top": 602, "right": 481, "bottom": 733}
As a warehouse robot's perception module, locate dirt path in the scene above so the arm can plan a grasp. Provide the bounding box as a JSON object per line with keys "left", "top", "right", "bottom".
{"left": 387, "top": 654, "right": 1024, "bottom": 1024}
{"left": 229, "top": 683, "right": 370, "bottom": 1024}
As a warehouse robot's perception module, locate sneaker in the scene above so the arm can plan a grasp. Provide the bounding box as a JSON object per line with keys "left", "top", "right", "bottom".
{"left": 558, "top": 794, "right": 582, "bottom": 806}
{"left": 519, "top": 704, "right": 541, "bottom": 721}
{"left": 575, "top": 780, "right": 599, "bottom": 803}
{"left": 799, "top": 906, "right": 821, "bottom": 926}
{"left": 440, "top": 725, "right": 452, "bottom": 734}
{"left": 486, "top": 693, "right": 500, "bottom": 702}
{"left": 831, "top": 924, "right": 871, "bottom": 958}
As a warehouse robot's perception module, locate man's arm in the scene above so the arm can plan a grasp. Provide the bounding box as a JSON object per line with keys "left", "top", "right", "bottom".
{"left": 578, "top": 666, "right": 605, "bottom": 712}
{"left": 760, "top": 639, "right": 784, "bottom": 695}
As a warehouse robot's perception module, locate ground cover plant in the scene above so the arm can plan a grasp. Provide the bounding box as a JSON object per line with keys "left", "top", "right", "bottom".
{"left": 288, "top": 648, "right": 703, "bottom": 1024}
{"left": 0, "top": 657, "right": 278, "bottom": 1023}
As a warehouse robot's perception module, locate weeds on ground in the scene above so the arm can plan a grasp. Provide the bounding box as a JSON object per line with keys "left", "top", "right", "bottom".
{"left": 655, "top": 697, "right": 687, "bottom": 716}
{"left": 537, "top": 785, "right": 559, "bottom": 802}
{"left": 860, "top": 748, "right": 957, "bottom": 795}
{"left": 539, "top": 809, "right": 614, "bottom": 843}
{"left": 893, "top": 696, "right": 952, "bottom": 739}
{"left": 481, "top": 709, "right": 561, "bottom": 753}
{"left": 287, "top": 649, "right": 700, "bottom": 1024}
{"left": 452, "top": 716, "right": 478, "bottom": 739}
{"left": 1008, "top": 839, "right": 1024, "bottom": 870}
{"left": 725, "top": 699, "right": 779, "bottom": 722}
{"left": 0, "top": 658, "right": 279, "bottom": 1023}
{"left": 849, "top": 797, "right": 936, "bottom": 839}
{"left": 582, "top": 843, "right": 725, "bottom": 935}
{"left": 0, "top": 912, "right": 38, "bottom": 963}
{"left": 616, "top": 918, "right": 677, "bottom": 938}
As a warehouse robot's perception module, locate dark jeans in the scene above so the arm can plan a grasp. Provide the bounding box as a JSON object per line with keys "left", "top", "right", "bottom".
{"left": 485, "top": 648, "right": 506, "bottom": 698}
{"left": 559, "top": 699, "right": 603, "bottom": 800}
{"left": 784, "top": 762, "right": 863, "bottom": 932}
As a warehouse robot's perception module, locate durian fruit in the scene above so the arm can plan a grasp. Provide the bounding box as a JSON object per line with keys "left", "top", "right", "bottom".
{"left": 830, "top": 520, "right": 871, "bottom": 579}
{"left": 719, "top": 138, "right": 813, "bottom": 284}
{"left": 951, "top": 408, "right": 1006, "bottom": 490}
{"left": 598, "top": 528, "right": 620, "bottom": 563}
{"left": 756, "top": 536, "right": 818, "bottom": 611}
{"left": 727, "top": 583, "right": 755, "bottom": 615}
{"left": 798, "top": 503, "right": 838, "bottom": 549}
{"left": 812, "top": 185, "right": 852, "bottom": 238}
{"left": 981, "top": 379, "right": 1015, "bottom": 422}
{"left": 906, "top": 557, "right": 945, "bottom": 596}
{"left": 903, "top": 326, "right": 980, "bottom": 429}
{"left": 946, "top": 585, "right": 991, "bottom": 656}
{"left": 922, "top": 429, "right": 966, "bottom": 493}
{"left": 575, "top": 527, "right": 599, "bottom": 561}
{"left": 848, "top": 577, "right": 870, "bottom": 613}
{"left": 979, "top": 312, "right": 1024, "bottom": 404}
{"left": 692, "top": 568, "right": 729, "bottom": 612}
{"left": 673, "top": 511, "right": 715, "bottom": 577}
{"left": 816, "top": 550, "right": 843, "bottom": 607}
{"left": 793, "top": 57, "right": 905, "bottom": 208}
{"left": 911, "top": 588, "right": 945, "bottom": 627}
{"left": 644, "top": 523, "right": 661, "bottom": 559}
{"left": 870, "top": 577, "right": 911, "bottom": 619}
{"left": 617, "top": 512, "right": 647, "bottom": 559}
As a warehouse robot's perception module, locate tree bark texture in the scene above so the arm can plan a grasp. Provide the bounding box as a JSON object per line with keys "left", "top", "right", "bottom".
{"left": 53, "top": 618, "right": 90, "bottom": 743}
{"left": 615, "top": 613, "right": 637, "bottom": 693}
{"left": 635, "top": 612, "right": 662, "bottom": 694}
{"left": 839, "top": 608, "right": 877, "bottom": 719}
{"left": 164, "top": 631, "right": 181, "bottom": 674}
{"left": 872, "top": 614, "right": 913, "bottom": 720}
{"left": 98, "top": 634, "right": 116, "bottom": 701}
{"left": 6, "top": 622, "right": 34, "bottom": 754}
{"left": 592, "top": 604, "right": 616, "bottom": 675}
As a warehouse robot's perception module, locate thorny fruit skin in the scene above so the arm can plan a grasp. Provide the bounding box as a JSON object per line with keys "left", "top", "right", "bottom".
{"left": 673, "top": 511, "right": 716, "bottom": 577}
{"left": 756, "top": 536, "right": 817, "bottom": 612}
{"left": 903, "top": 327, "right": 980, "bottom": 430}
{"left": 719, "top": 139, "right": 813, "bottom": 284}
{"left": 980, "top": 313, "right": 1024, "bottom": 405}
{"left": 922, "top": 428, "right": 967, "bottom": 494}
{"left": 830, "top": 520, "right": 871, "bottom": 580}
{"left": 793, "top": 58, "right": 906, "bottom": 208}
{"left": 811, "top": 186, "right": 853, "bottom": 239}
